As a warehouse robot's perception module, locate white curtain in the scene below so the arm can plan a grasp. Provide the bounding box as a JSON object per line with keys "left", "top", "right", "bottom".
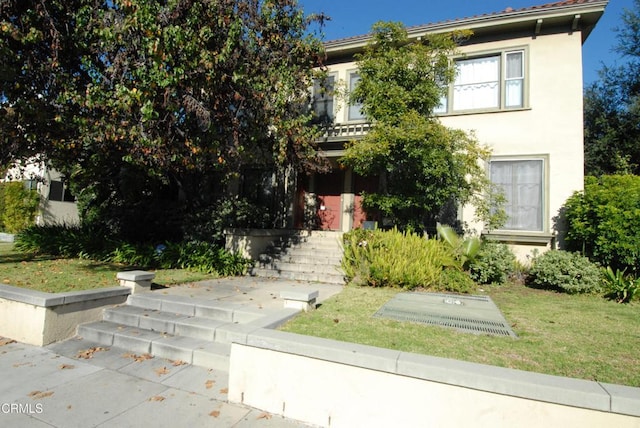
{"left": 505, "top": 52, "right": 524, "bottom": 108}
{"left": 453, "top": 56, "right": 499, "bottom": 110}
{"left": 491, "top": 160, "right": 542, "bottom": 231}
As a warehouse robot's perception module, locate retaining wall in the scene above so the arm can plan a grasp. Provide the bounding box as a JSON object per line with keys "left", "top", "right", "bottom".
{"left": 0, "top": 285, "right": 130, "bottom": 346}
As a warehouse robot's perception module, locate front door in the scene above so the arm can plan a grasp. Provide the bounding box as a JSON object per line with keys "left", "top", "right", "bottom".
{"left": 315, "top": 171, "right": 343, "bottom": 230}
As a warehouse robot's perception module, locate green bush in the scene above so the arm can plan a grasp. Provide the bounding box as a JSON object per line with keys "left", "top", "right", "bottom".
{"left": 0, "top": 182, "right": 40, "bottom": 233}
{"left": 601, "top": 267, "right": 639, "bottom": 304}
{"left": 436, "top": 268, "right": 477, "bottom": 294}
{"left": 469, "top": 242, "right": 517, "bottom": 285}
{"left": 563, "top": 175, "right": 640, "bottom": 274}
{"left": 15, "top": 224, "right": 250, "bottom": 276}
{"left": 527, "top": 250, "right": 601, "bottom": 294}
{"left": 342, "top": 228, "right": 457, "bottom": 290}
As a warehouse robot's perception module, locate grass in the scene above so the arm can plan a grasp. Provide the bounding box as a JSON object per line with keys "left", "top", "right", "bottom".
{"left": 280, "top": 283, "right": 640, "bottom": 387}
{"left": 0, "top": 242, "right": 218, "bottom": 293}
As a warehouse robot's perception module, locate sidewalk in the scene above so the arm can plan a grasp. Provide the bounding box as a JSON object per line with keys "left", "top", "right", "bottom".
{"left": 0, "top": 277, "right": 343, "bottom": 427}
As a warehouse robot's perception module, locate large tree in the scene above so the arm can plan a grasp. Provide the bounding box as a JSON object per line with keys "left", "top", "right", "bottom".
{"left": 340, "top": 22, "right": 504, "bottom": 233}
{"left": 1, "top": 0, "right": 328, "bottom": 240}
{"left": 584, "top": 0, "right": 640, "bottom": 176}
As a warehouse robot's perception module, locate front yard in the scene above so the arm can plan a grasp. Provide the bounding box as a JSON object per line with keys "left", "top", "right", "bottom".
{"left": 280, "top": 283, "right": 640, "bottom": 387}
{"left": 0, "top": 242, "right": 218, "bottom": 293}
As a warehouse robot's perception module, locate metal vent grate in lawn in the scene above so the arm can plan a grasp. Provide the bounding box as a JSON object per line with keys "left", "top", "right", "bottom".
{"left": 373, "top": 292, "right": 517, "bottom": 338}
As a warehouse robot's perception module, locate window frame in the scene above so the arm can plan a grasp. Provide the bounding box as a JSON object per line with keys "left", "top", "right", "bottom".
{"left": 488, "top": 155, "right": 548, "bottom": 234}
{"left": 438, "top": 47, "right": 528, "bottom": 115}
{"left": 311, "top": 72, "right": 338, "bottom": 124}
{"left": 346, "top": 70, "right": 366, "bottom": 122}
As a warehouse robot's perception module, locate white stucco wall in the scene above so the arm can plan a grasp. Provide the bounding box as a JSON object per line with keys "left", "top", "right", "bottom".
{"left": 322, "top": 29, "right": 586, "bottom": 256}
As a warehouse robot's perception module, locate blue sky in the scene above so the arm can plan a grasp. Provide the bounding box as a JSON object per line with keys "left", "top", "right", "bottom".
{"left": 298, "top": 0, "right": 636, "bottom": 86}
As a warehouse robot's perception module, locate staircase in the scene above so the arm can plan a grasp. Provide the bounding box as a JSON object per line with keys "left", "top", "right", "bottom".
{"left": 76, "top": 292, "right": 299, "bottom": 370}
{"left": 250, "top": 231, "right": 345, "bottom": 285}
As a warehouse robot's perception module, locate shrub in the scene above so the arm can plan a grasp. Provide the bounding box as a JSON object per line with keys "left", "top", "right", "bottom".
{"left": 436, "top": 268, "right": 477, "bottom": 294}
{"left": 469, "top": 242, "right": 517, "bottom": 285}
{"left": 0, "top": 182, "right": 40, "bottom": 233}
{"left": 527, "top": 250, "right": 601, "bottom": 294}
{"left": 342, "top": 228, "right": 457, "bottom": 290}
{"left": 15, "top": 224, "right": 250, "bottom": 276}
{"left": 601, "top": 267, "right": 639, "bottom": 304}
{"left": 563, "top": 175, "right": 640, "bottom": 274}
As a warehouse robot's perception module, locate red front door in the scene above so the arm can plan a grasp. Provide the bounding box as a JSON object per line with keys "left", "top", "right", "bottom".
{"left": 315, "top": 171, "right": 343, "bottom": 230}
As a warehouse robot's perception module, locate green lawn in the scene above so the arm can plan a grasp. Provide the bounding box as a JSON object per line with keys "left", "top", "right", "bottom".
{"left": 0, "top": 242, "right": 218, "bottom": 293}
{"left": 280, "top": 283, "right": 640, "bottom": 387}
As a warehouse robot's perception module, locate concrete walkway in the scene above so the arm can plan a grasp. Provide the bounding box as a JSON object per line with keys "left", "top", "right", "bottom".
{"left": 0, "top": 277, "right": 343, "bottom": 427}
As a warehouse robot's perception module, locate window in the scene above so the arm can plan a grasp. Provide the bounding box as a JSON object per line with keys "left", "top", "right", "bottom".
{"left": 490, "top": 159, "right": 543, "bottom": 231}
{"left": 48, "top": 180, "right": 75, "bottom": 202}
{"left": 439, "top": 49, "right": 524, "bottom": 113}
{"left": 312, "top": 75, "right": 335, "bottom": 123}
{"left": 348, "top": 72, "right": 365, "bottom": 121}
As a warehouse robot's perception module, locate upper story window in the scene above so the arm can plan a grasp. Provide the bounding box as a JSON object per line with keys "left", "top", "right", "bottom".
{"left": 348, "top": 72, "right": 366, "bottom": 121}
{"left": 439, "top": 49, "right": 525, "bottom": 114}
{"left": 312, "top": 75, "right": 336, "bottom": 124}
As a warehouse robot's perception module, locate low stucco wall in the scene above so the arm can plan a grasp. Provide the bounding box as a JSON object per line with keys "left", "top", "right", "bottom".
{"left": 0, "top": 285, "right": 130, "bottom": 346}
{"left": 228, "top": 329, "right": 640, "bottom": 428}
{"left": 225, "top": 228, "right": 301, "bottom": 259}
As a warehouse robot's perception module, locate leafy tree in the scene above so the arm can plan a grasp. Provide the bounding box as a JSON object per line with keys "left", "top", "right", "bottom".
{"left": 340, "top": 22, "right": 504, "bottom": 232}
{"left": 584, "top": 0, "right": 640, "bottom": 175}
{"left": 1, "top": 0, "right": 328, "bottom": 241}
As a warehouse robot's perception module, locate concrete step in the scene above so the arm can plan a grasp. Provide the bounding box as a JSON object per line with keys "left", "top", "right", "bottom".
{"left": 77, "top": 320, "right": 231, "bottom": 369}
{"left": 259, "top": 254, "right": 343, "bottom": 265}
{"left": 126, "top": 294, "right": 264, "bottom": 323}
{"left": 251, "top": 268, "right": 345, "bottom": 285}
{"left": 255, "top": 261, "right": 345, "bottom": 275}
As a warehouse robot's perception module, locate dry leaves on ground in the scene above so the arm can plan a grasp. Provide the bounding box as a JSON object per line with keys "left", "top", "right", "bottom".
{"left": 170, "top": 359, "right": 187, "bottom": 366}
{"left": 59, "top": 364, "right": 75, "bottom": 370}
{"left": 149, "top": 396, "right": 166, "bottom": 402}
{"left": 0, "top": 337, "right": 16, "bottom": 346}
{"left": 29, "top": 391, "right": 54, "bottom": 399}
{"left": 219, "top": 388, "right": 228, "bottom": 394}
{"left": 76, "top": 346, "right": 108, "bottom": 359}
{"left": 257, "top": 412, "right": 272, "bottom": 420}
{"left": 122, "top": 352, "right": 154, "bottom": 362}
{"left": 205, "top": 380, "right": 215, "bottom": 389}
{"left": 209, "top": 410, "right": 221, "bottom": 418}
{"left": 154, "top": 366, "right": 170, "bottom": 377}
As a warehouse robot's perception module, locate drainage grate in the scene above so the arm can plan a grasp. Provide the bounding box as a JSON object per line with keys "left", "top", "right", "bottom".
{"left": 373, "top": 292, "right": 517, "bottom": 338}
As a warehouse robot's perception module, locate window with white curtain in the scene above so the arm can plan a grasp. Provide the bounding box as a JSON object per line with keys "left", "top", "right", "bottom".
{"left": 446, "top": 49, "right": 524, "bottom": 113}
{"left": 312, "top": 75, "right": 335, "bottom": 123}
{"left": 348, "top": 72, "right": 366, "bottom": 121}
{"left": 490, "top": 159, "right": 543, "bottom": 231}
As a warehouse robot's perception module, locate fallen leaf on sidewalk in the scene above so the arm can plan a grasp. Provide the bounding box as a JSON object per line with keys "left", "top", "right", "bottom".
{"left": 205, "top": 380, "right": 215, "bottom": 389}
{"left": 154, "top": 366, "right": 170, "bottom": 376}
{"left": 149, "top": 396, "right": 165, "bottom": 402}
{"left": 257, "top": 412, "right": 272, "bottom": 420}
{"left": 0, "top": 337, "right": 16, "bottom": 346}
{"left": 59, "top": 364, "right": 75, "bottom": 370}
{"left": 122, "top": 352, "right": 153, "bottom": 362}
{"left": 13, "top": 362, "right": 33, "bottom": 368}
{"left": 219, "top": 388, "right": 228, "bottom": 394}
{"left": 28, "top": 391, "right": 54, "bottom": 399}
{"left": 76, "top": 346, "right": 108, "bottom": 359}
{"left": 170, "top": 359, "right": 187, "bottom": 366}
{"left": 209, "top": 410, "right": 220, "bottom": 418}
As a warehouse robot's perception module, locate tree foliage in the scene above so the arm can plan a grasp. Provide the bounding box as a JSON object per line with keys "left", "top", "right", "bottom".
{"left": 584, "top": 0, "right": 640, "bottom": 175}
{"left": 1, "top": 0, "right": 328, "bottom": 241}
{"left": 340, "top": 22, "right": 503, "bottom": 232}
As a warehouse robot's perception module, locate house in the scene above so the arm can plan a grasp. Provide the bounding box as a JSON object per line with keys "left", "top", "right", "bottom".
{"left": 3, "top": 159, "right": 79, "bottom": 228}
{"left": 294, "top": 0, "right": 607, "bottom": 259}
